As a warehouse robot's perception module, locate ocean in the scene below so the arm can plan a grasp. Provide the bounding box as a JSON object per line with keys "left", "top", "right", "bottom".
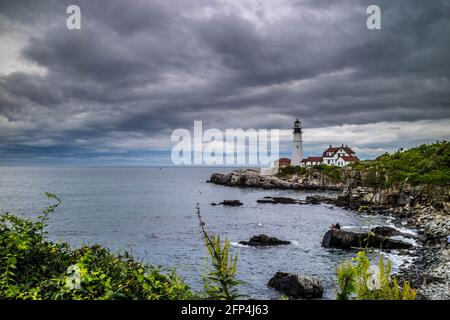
{"left": 0, "top": 166, "right": 408, "bottom": 299}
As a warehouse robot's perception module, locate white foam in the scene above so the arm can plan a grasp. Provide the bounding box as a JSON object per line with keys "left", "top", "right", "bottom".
{"left": 290, "top": 240, "right": 300, "bottom": 246}
{"left": 387, "top": 223, "right": 419, "bottom": 237}
{"left": 230, "top": 242, "right": 249, "bottom": 248}
{"left": 389, "top": 235, "right": 418, "bottom": 246}
{"left": 380, "top": 251, "right": 416, "bottom": 272}
{"left": 341, "top": 225, "right": 361, "bottom": 230}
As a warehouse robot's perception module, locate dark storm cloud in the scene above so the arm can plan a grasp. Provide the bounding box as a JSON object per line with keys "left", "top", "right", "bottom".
{"left": 0, "top": 0, "right": 449, "bottom": 163}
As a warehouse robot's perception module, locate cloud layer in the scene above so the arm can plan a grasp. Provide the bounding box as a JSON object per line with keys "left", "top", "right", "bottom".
{"left": 0, "top": 0, "right": 449, "bottom": 164}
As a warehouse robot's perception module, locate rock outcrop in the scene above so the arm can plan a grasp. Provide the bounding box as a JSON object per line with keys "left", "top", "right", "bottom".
{"left": 239, "top": 234, "right": 291, "bottom": 246}
{"left": 370, "top": 226, "right": 415, "bottom": 238}
{"left": 256, "top": 195, "right": 335, "bottom": 205}
{"left": 321, "top": 229, "right": 412, "bottom": 250}
{"left": 268, "top": 272, "right": 323, "bottom": 299}
{"left": 335, "top": 185, "right": 450, "bottom": 242}
{"left": 257, "top": 196, "right": 299, "bottom": 204}
{"left": 336, "top": 185, "right": 449, "bottom": 212}
{"left": 208, "top": 169, "right": 344, "bottom": 190}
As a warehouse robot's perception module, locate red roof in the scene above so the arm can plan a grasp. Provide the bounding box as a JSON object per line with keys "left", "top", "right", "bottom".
{"left": 322, "top": 147, "right": 338, "bottom": 156}
{"left": 343, "top": 147, "right": 355, "bottom": 155}
{"left": 278, "top": 158, "right": 291, "bottom": 162}
{"left": 301, "top": 156, "right": 323, "bottom": 163}
{"left": 342, "top": 155, "right": 359, "bottom": 162}
{"left": 323, "top": 146, "right": 355, "bottom": 157}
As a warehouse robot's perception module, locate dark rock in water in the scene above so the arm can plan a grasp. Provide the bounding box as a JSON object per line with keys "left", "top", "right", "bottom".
{"left": 371, "top": 226, "right": 416, "bottom": 239}
{"left": 257, "top": 195, "right": 335, "bottom": 205}
{"left": 212, "top": 200, "right": 243, "bottom": 206}
{"left": 335, "top": 193, "right": 351, "bottom": 207}
{"left": 321, "top": 229, "right": 412, "bottom": 250}
{"left": 222, "top": 200, "right": 243, "bottom": 206}
{"left": 268, "top": 272, "right": 323, "bottom": 299}
{"left": 304, "top": 195, "right": 335, "bottom": 205}
{"left": 239, "top": 234, "right": 291, "bottom": 246}
{"left": 371, "top": 226, "right": 401, "bottom": 237}
{"left": 257, "top": 196, "right": 299, "bottom": 204}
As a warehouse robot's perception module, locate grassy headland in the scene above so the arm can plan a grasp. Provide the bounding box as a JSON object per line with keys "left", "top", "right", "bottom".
{"left": 278, "top": 141, "right": 450, "bottom": 188}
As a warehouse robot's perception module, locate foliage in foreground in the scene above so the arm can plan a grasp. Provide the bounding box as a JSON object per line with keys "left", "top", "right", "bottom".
{"left": 0, "top": 193, "right": 193, "bottom": 300}
{"left": 336, "top": 251, "right": 416, "bottom": 300}
{"left": 196, "top": 204, "right": 242, "bottom": 300}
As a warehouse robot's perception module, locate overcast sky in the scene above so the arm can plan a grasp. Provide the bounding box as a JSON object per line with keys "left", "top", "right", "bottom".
{"left": 0, "top": 0, "right": 449, "bottom": 165}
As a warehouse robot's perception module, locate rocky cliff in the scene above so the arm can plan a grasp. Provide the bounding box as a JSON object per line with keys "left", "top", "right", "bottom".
{"left": 208, "top": 168, "right": 344, "bottom": 190}
{"left": 335, "top": 184, "right": 450, "bottom": 240}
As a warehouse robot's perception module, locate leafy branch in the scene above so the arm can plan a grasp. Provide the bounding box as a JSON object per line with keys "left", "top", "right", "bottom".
{"left": 37, "top": 192, "right": 61, "bottom": 237}
{"left": 196, "top": 203, "right": 242, "bottom": 300}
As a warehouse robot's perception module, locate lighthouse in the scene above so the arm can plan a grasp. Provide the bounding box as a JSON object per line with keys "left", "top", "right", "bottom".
{"left": 291, "top": 118, "right": 303, "bottom": 166}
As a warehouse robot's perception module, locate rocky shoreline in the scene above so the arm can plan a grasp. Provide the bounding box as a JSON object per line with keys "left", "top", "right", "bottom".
{"left": 208, "top": 169, "right": 344, "bottom": 191}
{"left": 209, "top": 168, "right": 450, "bottom": 300}
{"left": 335, "top": 185, "right": 450, "bottom": 299}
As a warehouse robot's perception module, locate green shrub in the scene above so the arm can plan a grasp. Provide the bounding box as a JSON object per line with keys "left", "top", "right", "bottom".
{"left": 351, "top": 141, "right": 450, "bottom": 187}
{"left": 276, "top": 166, "right": 306, "bottom": 177}
{"left": 312, "top": 164, "right": 343, "bottom": 183}
{"left": 0, "top": 193, "right": 193, "bottom": 300}
{"left": 336, "top": 251, "right": 416, "bottom": 300}
{"left": 196, "top": 204, "right": 242, "bottom": 300}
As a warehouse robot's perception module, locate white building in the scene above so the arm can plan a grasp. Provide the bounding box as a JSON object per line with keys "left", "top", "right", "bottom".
{"left": 291, "top": 118, "right": 304, "bottom": 166}
{"left": 300, "top": 144, "right": 359, "bottom": 167}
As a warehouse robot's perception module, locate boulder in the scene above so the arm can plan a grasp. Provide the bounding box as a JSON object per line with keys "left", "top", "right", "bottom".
{"left": 257, "top": 196, "right": 299, "bottom": 204}
{"left": 239, "top": 234, "right": 290, "bottom": 246}
{"left": 211, "top": 200, "right": 243, "bottom": 206}
{"left": 268, "top": 272, "right": 323, "bottom": 299}
{"left": 304, "top": 195, "right": 335, "bottom": 205}
{"left": 321, "top": 229, "right": 412, "bottom": 250}
{"left": 371, "top": 226, "right": 403, "bottom": 237}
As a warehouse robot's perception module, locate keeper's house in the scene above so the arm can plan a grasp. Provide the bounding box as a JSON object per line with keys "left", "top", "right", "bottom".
{"left": 300, "top": 144, "right": 359, "bottom": 167}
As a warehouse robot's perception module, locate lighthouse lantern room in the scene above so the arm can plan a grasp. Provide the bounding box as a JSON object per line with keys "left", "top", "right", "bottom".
{"left": 291, "top": 118, "right": 304, "bottom": 166}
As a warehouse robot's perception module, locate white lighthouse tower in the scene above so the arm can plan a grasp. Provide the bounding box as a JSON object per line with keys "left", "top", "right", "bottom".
{"left": 291, "top": 118, "right": 303, "bottom": 166}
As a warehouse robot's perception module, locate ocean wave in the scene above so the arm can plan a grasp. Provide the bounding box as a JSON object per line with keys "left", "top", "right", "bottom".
{"left": 230, "top": 242, "right": 250, "bottom": 248}
{"left": 387, "top": 224, "right": 419, "bottom": 237}
{"left": 290, "top": 240, "right": 300, "bottom": 246}
{"left": 381, "top": 251, "right": 416, "bottom": 271}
